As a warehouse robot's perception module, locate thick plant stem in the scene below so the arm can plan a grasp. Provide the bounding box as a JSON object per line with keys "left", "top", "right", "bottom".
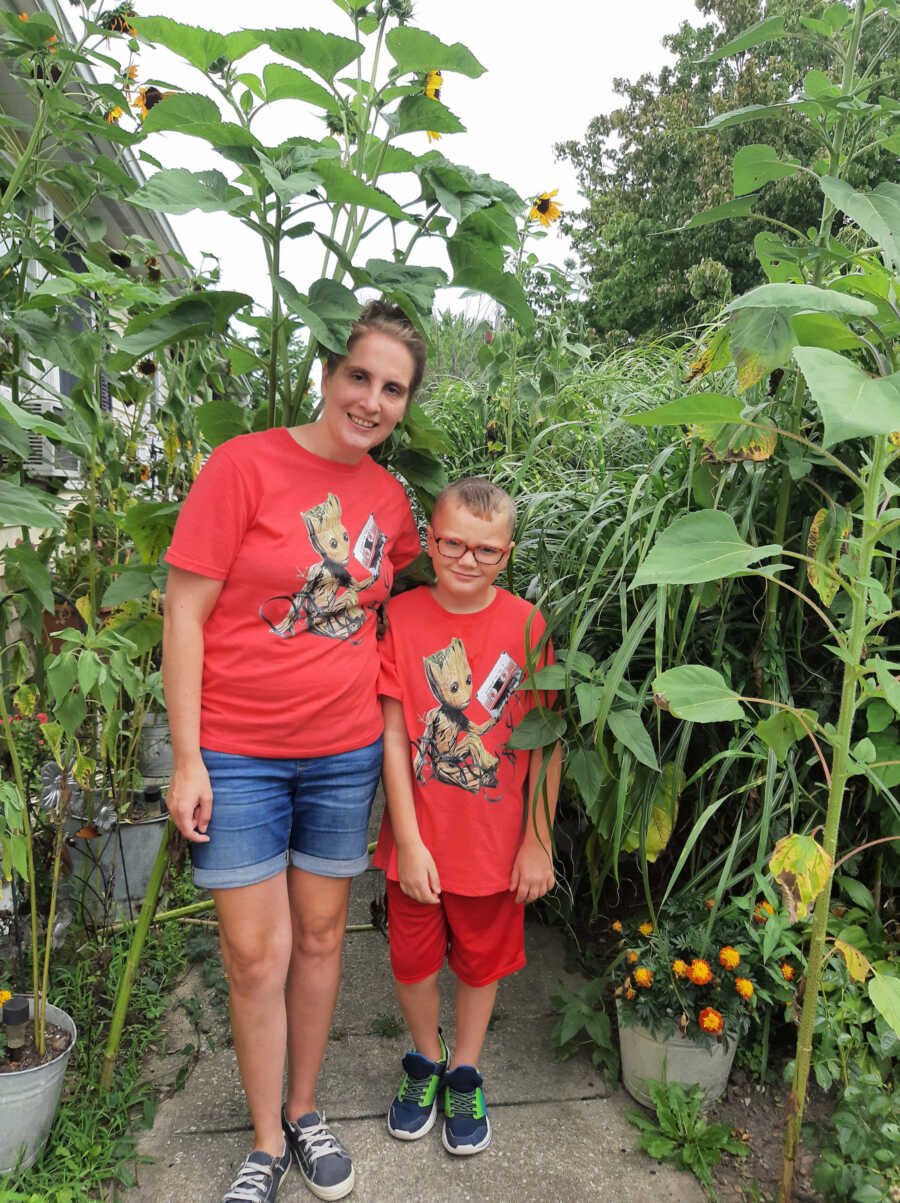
{"left": 778, "top": 434, "right": 887, "bottom": 1203}
{"left": 100, "top": 819, "right": 173, "bottom": 1092}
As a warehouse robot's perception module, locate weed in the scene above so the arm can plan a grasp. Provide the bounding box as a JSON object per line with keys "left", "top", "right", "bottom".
{"left": 370, "top": 1012, "right": 404, "bottom": 1038}
{"left": 627, "top": 1080, "right": 748, "bottom": 1190}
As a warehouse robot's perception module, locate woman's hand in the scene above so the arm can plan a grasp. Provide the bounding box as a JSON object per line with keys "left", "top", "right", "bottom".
{"left": 509, "top": 841, "right": 555, "bottom": 904}
{"left": 165, "top": 759, "right": 213, "bottom": 843}
{"left": 397, "top": 840, "right": 441, "bottom": 904}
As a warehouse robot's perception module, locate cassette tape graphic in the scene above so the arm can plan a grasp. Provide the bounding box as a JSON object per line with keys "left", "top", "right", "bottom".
{"left": 476, "top": 651, "right": 522, "bottom": 719}
{"left": 354, "top": 513, "right": 387, "bottom": 573}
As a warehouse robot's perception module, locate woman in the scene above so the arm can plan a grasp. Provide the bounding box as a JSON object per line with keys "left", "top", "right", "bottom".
{"left": 162, "top": 302, "right": 426, "bottom": 1203}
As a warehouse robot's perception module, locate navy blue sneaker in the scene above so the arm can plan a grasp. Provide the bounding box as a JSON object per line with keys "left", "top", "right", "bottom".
{"left": 387, "top": 1029, "right": 450, "bottom": 1140}
{"left": 281, "top": 1110, "right": 353, "bottom": 1201}
{"left": 442, "top": 1065, "right": 492, "bottom": 1155}
{"left": 222, "top": 1143, "right": 290, "bottom": 1202}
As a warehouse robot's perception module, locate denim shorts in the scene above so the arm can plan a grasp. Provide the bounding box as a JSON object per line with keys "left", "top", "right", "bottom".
{"left": 190, "top": 737, "right": 383, "bottom": 889}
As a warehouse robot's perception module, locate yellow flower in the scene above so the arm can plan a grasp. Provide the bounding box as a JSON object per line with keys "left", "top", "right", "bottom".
{"left": 633, "top": 967, "right": 653, "bottom": 988}
{"left": 626, "top": 950, "right": 639, "bottom": 965}
{"left": 424, "top": 69, "right": 442, "bottom": 101}
{"left": 672, "top": 959, "right": 689, "bottom": 978}
{"left": 611, "top": 920, "right": 623, "bottom": 934}
{"left": 0, "top": 989, "right": 11, "bottom": 1006}
{"left": 688, "top": 958, "right": 713, "bottom": 986}
{"left": 699, "top": 1006, "right": 723, "bottom": 1034}
{"left": 134, "top": 86, "right": 173, "bottom": 122}
{"left": 719, "top": 946, "right": 740, "bottom": 971}
{"left": 638, "top": 922, "right": 654, "bottom": 937}
{"left": 530, "top": 190, "right": 562, "bottom": 227}
{"left": 106, "top": 106, "right": 124, "bottom": 124}
{"left": 426, "top": 131, "right": 441, "bottom": 143}
{"left": 735, "top": 978, "right": 754, "bottom": 1000}
{"left": 127, "top": 64, "right": 138, "bottom": 81}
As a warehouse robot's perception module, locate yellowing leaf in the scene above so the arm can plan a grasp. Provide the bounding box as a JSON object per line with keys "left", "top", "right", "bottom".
{"left": 833, "top": 939, "right": 872, "bottom": 983}
{"left": 684, "top": 326, "right": 731, "bottom": 382}
{"left": 806, "top": 506, "right": 851, "bottom": 607}
{"left": 75, "top": 596, "right": 93, "bottom": 628}
{"left": 769, "top": 833, "right": 833, "bottom": 922}
{"left": 621, "top": 764, "right": 684, "bottom": 863}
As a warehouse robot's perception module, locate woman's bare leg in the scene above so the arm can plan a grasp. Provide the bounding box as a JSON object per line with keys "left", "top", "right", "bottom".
{"left": 213, "top": 873, "right": 293, "bottom": 1156}
{"left": 283, "top": 868, "right": 353, "bottom": 1118}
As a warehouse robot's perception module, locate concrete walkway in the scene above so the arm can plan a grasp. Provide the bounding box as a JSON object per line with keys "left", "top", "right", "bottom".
{"left": 122, "top": 863, "right": 703, "bottom": 1203}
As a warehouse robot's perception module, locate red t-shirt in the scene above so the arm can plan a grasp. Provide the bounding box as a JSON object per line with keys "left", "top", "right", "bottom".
{"left": 164, "top": 428, "right": 422, "bottom": 758}
{"left": 373, "top": 586, "right": 555, "bottom": 896}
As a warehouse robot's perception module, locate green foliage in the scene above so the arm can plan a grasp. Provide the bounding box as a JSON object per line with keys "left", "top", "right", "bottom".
{"left": 627, "top": 1080, "right": 748, "bottom": 1189}
{"left": 550, "top": 976, "right": 619, "bottom": 1087}
{"left": 811, "top": 1075, "right": 900, "bottom": 1201}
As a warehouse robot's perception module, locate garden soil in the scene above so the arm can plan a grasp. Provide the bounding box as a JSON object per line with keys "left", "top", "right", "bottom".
{"left": 0, "top": 1020, "right": 71, "bottom": 1073}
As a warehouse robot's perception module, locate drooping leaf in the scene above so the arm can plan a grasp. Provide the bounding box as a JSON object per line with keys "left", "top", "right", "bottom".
{"left": 869, "top": 973, "right": 900, "bottom": 1039}
{"left": 807, "top": 506, "right": 851, "bottom": 606}
{"left": 262, "top": 62, "right": 338, "bottom": 110}
{"left": 755, "top": 709, "right": 816, "bottom": 763}
{"left": 274, "top": 276, "right": 360, "bottom": 357}
{"left": 702, "top": 101, "right": 813, "bottom": 131}
{"left": 259, "top": 27, "right": 362, "bottom": 81}
{"left": 2, "top": 543, "right": 54, "bottom": 612}
{"left": 111, "top": 291, "right": 252, "bottom": 367}
{"left": 0, "top": 480, "right": 63, "bottom": 530}
{"left": 133, "top": 17, "right": 261, "bottom": 71}
{"left": 384, "top": 27, "right": 485, "bottom": 77}
{"left": 793, "top": 348, "right": 900, "bottom": 448}
{"left": 684, "top": 328, "right": 732, "bottom": 382}
{"left": 872, "top": 658, "right": 900, "bottom": 716}
{"left": 673, "top": 197, "right": 756, "bottom": 230}
{"left": 819, "top": 177, "right": 900, "bottom": 273}
{"left": 769, "top": 833, "right": 833, "bottom": 922}
{"left": 625, "top": 395, "right": 744, "bottom": 428}
{"left": 653, "top": 665, "right": 745, "bottom": 723}
{"left": 725, "top": 284, "right": 877, "bottom": 318}
{"left": 704, "top": 15, "right": 787, "bottom": 63}
{"left": 363, "top": 260, "right": 447, "bottom": 315}
{"left": 633, "top": 509, "right": 778, "bottom": 586}
{"left": 507, "top": 707, "right": 566, "bottom": 749}
{"left": 833, "top": 939, "right": 872, "bottom": 982}
{"left": 446, "top": 230, "right": 533, "bottom": 330}
{"left": 733, "top": 144, "right": 798, "bottom": 196}
{"left": 196, "top": 400, "right": 250, "bottom": 448}
{"left": 386, "top": 94, "right": 466, "bottom": 137}
{"left": 607, "top": 710, "right": 659, "bottom": 772}
{"left": 312, "top": 159, "right": 405, "bottom": 219}
{"left": 128, "top": 168, "right": 248, "bottom": 215}
{"left": 622, "top": 763, "right": 682, "bottom": 862}
{"left": 100, "top": 565, "right": 158, "bottom": 608}
{"left": 566, "top": 746, "right": 610, "bottom": 810}
{"left": 729, "top": 306, "right": 796, "bottom": 392}
{"left": 121, "top": 502, "right": 181, "bottom": 566}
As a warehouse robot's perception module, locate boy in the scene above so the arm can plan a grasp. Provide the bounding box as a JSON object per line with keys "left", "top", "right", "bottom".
{"left": 372, "top": 477, "right": 561, "bottom": 1156}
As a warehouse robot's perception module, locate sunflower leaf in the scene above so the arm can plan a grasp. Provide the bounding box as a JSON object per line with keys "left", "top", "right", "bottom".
{"left": 385, "top": 27, "right": 485, "bottom": 77}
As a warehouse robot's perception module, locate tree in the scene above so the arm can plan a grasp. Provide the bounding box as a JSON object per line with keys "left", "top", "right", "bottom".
{"left": 556, "top": 0, "right": 894, "bottom": 339}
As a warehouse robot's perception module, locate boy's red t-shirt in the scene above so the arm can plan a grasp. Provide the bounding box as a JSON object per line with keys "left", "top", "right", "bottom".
{"left": 373, "top": 585, "right": 555, "bottom": 896}
{"left": 164, "top": 428, "right": 422, "bottom": 758}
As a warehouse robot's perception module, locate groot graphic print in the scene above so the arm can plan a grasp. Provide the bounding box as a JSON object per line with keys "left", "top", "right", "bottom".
{"left": 414, "top": 637, "right": 522, "bottom": 795}
{"left": 259, "top": 493, "right": 386, "bottom": 641}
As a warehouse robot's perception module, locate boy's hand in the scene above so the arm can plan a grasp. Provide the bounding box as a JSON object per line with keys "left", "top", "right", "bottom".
{"left": 397, "top": 841, "right": 441, "bottom": 905}
{"left": 509, "top": 842, "right": 554, "bottom": 904}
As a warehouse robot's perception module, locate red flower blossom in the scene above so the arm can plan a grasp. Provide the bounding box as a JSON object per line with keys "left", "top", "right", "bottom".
{"left": 699, "top": 1006, "right": 724, "bottom": 1034}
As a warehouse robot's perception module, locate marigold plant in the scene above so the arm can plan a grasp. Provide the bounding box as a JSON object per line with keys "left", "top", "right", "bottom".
{"left": 719, "top": 946, "right": 740, "bottom": 971}
{"left": 699, "top": 1007, "right": 724, "bottom": 1035}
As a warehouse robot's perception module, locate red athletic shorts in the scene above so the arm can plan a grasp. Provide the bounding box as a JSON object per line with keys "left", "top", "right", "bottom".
{"left": 386, "top": 879, "right": 526, "bottom": 988}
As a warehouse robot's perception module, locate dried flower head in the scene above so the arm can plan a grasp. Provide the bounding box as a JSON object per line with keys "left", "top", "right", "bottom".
{"left": 625, "top": 986, "right": 636, "bottom": 1001}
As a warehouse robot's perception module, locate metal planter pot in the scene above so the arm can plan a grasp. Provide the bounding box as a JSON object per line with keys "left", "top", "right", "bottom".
{"left": 138, "top": 712, "right": 173, "bottom": 780}
{"left": 0, "top": 999, "right": 77, "bottom": 1174}
{"left": 65, "top": 811, "right": 168, "bottom": 923}
{"left": 618, "top": 1015, "right": 738, "bottom": 1108}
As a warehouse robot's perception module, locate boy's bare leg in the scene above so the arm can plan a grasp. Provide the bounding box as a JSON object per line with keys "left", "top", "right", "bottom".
{"left": 450, "top": 978, "right": 498, "bottom": 1069}
{"left": 395, "top": 971, "right": 443, "bottom": 1061}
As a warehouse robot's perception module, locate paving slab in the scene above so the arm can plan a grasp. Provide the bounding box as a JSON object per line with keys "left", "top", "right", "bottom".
{"left": 121, "top": 859, "right": 704, "bottom": 1203}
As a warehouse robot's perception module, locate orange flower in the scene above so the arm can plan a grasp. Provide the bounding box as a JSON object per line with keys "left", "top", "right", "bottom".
{"left": 127, "top": 64, "right": 138, "bottom": 81}
{"left": 0, "top": 988, "right": 11, "bottom": 1006}
{"left": 719, "top": 946, "right": 740, "bottom": 971}
{"left": 611, "top": 920, "right": 623, "bottom": 934}
{"left": 672, "top": 959, "right": 689, "bottom": 978}
{"left": 625, "top": 986, "right": 636, "bottom": 1000}
{"left": 18, "top": 12, "right": 28, "bottom": 19}
{"left": 638, "top": 921, "right": 654, "bottom": 937}
{"left": 626, "top": 950, "right": 639, "bottom": 964}
{"left": 705, "top": 897, "right": 715, "bottom": 909}
{"left": 754, "top": 900, "right": 775, "bottom": 923}
{"left": 781, "top": 963, "right": 795, "bottom": 981}
{"left": 699, "top": 1006, "right": 724, "bottom": 1034}
{"left": 633, "top": 967, "right": 653, "bottom": 988}
{"left": 735, "top": 978, "right": 754, "bottom": 1000}
{"left": 688, "top": 958, "right": 713, "bottom": 986}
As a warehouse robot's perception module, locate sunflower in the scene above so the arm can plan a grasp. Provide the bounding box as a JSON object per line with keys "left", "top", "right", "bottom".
{"left": 672, "top": 959, "right": 689, "bottom": 978}
{"left": 735, "top": 977, "right": 754, "bottom": 1000}
{"left": 638, "top": 921, "right": 653, "bottom": 937}
{"left": 698, "top": 1006, "right": 723, "bottom": 1034}
{"left": 424, "top": 69, "right": 442, "bottom": 101}
{"left": 719, "top": 946, "right": 740, "bottom": 971}
{"left": 106, "top": 106, "right": 124, "bottom": 124}
{"left": 139, "top": 464, "right": 151, "bottom": 482}
{"left": 137, "top": 358, "right": 156, "bottom": 375}
{"left": 688, "top": 958, "right": 713, "bottom": 986}
{"left": 530, "top": 190, "right": 562, "bottom": 227}
{"left": 633, "top": 967, "right": 653, "bottom": 988}
{"left": 133, "top": 86, "right": 173, "bottom": 121}
{"left": 780, "top": 963, "right": 795, "bottom": 981}
{"left": 145, "top": 255, "right": 161, "bottom": 283}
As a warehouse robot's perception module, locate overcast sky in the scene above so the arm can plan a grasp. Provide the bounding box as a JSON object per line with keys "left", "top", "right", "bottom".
{"left": 129, "top": 0, "right": 701, "bottom": 309}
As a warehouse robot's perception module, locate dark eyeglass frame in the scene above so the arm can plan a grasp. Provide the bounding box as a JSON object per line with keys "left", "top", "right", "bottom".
{"left": 433, "top": 535, "right": 511, "bottom": 565}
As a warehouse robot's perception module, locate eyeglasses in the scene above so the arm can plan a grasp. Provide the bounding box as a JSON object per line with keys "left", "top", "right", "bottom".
{"left": 433, "top": 536, "right": 509, "bottom": 565}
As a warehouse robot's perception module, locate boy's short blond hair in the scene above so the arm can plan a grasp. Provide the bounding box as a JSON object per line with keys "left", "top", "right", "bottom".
{"left": 432, "top": 477, "right": 516, "bottom": 540}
